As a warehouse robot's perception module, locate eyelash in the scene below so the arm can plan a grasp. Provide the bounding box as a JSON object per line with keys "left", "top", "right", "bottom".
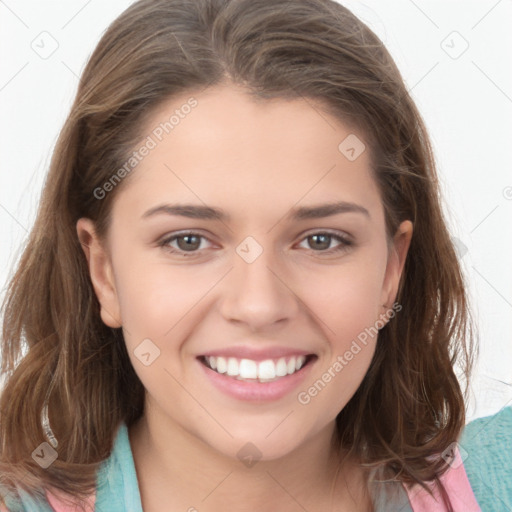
{"left": 158, "top": 230, "right": 353, "bottom": 257}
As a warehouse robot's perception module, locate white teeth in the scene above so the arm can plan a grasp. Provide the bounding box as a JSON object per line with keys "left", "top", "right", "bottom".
{"left": 239, "top": 359, "right": 258, "bottom": 379}
{"left": 275, "top": 358, "right": 288, "bottom": 377}
{"left": 216, "top": 356, "right": 227, "bottom": 374}
{"left": 258, "top": 359, "right": 276, "bottom": 379}
{"left": 227, "top": 357, "right": 238, "bottom": 376}
{"left": 204, "top": 354, "right": 309, "bottom": 381}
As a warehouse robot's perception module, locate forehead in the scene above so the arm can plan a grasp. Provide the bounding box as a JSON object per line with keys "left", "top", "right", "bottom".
{"left": 111, "top": 83, "right": 383, "bottom": 228}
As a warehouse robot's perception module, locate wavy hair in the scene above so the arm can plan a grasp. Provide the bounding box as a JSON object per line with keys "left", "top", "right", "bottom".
{"left": 0, "top": 0, "right": 475, "bottom": 509}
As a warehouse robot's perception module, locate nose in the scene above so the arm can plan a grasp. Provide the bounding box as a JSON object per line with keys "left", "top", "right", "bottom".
{"left": 218, "top": 244, "right": 300, "bottom": 332}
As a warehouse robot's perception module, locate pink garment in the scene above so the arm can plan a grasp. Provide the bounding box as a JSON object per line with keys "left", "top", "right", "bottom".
{"left": 0, "top": 490, "right": 96, "bottom": 512}
{"left": 46, "top": 488, "right": 96, "bottom": 512}
{"left": 404, "top": 449, "right": 481, "bottom": 511}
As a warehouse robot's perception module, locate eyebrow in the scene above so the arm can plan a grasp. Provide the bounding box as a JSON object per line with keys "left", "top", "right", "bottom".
{"left": 141, "top": 201, "right": 370, "bottom": 222}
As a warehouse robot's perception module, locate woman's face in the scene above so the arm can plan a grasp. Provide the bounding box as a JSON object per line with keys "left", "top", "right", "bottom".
{"left": 78, "top": 83, "right": 412, "bottom": 461}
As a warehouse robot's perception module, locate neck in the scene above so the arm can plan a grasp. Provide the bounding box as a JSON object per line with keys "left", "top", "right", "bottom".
{"left": 129, "top": 406, "right": 372, "bottom": 512}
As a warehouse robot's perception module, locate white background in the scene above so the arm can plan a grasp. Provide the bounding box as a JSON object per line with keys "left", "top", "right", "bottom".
{"left": 0, "top": 0, "right": 511, "bottom": 423}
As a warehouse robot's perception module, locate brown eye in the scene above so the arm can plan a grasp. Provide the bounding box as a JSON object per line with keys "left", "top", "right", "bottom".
{"left": 159, "top": 232, "right": 211, "bottom": 256}
{"left": 297, "top": 231, "right": 353, "bottom": 255}
{"left": 307, "top": 234, "right": 332, "bottom": 251}
{"left": 158, "top": 230, "right": 353, "bottom": 258}
{"left": 175, "top": 234, "right": 202, "bottom": 251}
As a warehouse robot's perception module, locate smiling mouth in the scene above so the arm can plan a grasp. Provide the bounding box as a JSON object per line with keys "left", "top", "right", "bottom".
{"left": 198, "top": 354, "right": 316, "bottom": 383}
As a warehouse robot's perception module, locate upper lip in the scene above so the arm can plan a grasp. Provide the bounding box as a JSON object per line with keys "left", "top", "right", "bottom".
{"left": 198, "top": 346, "right": 314, "bottom": 361}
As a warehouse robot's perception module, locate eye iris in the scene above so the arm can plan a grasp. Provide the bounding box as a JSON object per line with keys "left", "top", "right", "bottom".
{"left": 177, "top": 235, "right": 201, "bottom": 251}
{"left": 309, "top": 234, "right": 331, "bottom": 250}
{"left": 169, "top": 233, "right": 341, "bottom": 254}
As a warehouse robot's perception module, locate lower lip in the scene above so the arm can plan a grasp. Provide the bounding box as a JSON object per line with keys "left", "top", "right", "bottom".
{"left": 197, "top": 357, "right": 315, "bottom": 402}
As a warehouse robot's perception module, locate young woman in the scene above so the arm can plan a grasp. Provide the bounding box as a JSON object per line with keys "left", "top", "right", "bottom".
{"left": 0, "top": 0, "right": 481, "bottom": 510}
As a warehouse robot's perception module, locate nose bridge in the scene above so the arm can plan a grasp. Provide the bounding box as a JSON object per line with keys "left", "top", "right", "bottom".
{"left": 219, "top": 235, "right": 299, "bottom": 329}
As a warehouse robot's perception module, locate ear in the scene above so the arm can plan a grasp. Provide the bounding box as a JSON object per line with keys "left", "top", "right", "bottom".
{"left": 76, "top": 218, "right": 122, "bottom": 328}
{"left": 380, "top": 220, "right": 413, "bottom": 314}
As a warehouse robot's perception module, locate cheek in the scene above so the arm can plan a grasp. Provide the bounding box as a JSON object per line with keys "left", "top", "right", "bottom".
{"left": 295, "top": 258, "right": 385, "bottom": 415}
{"left": 114, "top": 266, "right": 201, "bottom": 406}
{"left": 303, "top": 343, "right": 376, "bottom": 428}
{"left": 298, "top": 287, "right": 380, "bottom": 425}
{"left": 112, "top": 241, "right": 207, "bottom": 323}
{"left": 111, "top": 255, "right": 198, "bottom": 357}
{"left": 304, "top": 258, "right": 386, "bottom": 340}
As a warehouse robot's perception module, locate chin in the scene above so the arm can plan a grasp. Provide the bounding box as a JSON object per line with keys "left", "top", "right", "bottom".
{"left": 197, "top": 424, "right": 315, "bottom": 464}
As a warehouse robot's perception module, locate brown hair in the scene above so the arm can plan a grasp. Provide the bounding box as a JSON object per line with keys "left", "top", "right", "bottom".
{"left": 0, "top": 0, "right": 476, "bottom": 509}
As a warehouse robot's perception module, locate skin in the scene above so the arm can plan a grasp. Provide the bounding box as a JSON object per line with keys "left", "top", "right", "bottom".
{"left": 77, "top": 83, "right": 413, "bottom": 512}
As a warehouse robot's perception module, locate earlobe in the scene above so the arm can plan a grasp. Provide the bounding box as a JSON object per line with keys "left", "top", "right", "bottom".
{"left": 76, "top": 218, "right": 122, "bottom": 328}
{"left": 381, "top": 220, "right": 413, "bottom": 312}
